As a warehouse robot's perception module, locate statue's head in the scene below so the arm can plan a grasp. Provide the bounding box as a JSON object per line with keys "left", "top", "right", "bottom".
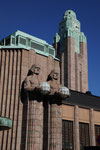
{"left": 28, "top": 64, "right": 40, "bottom": 75}
{"left": 48, "top": 70, "right": 58, "bottom": 80}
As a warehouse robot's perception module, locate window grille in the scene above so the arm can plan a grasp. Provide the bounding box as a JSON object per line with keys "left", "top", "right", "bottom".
{"left": 31, "top": 42, "right": 44, "bottom": 52}
{"left": 95, "top": 125, "right": 100, "bottom": 146}
{"left": 20, "top": 37, "right": 26, "bottom": 45}
{"left": 62, "top": 120, "right": 73, "bottom": 150}
{"left": 12, "top": 37, "right": 15, "bottom": 45}
{"left": 49, "top": 48, "right": 54, "bottom": 55}
{"left": 79, "top": 123, "right": 89, "bottom": 150}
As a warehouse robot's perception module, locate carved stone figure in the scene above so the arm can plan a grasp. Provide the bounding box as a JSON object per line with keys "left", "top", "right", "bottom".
{"left": 22, "top": 64, "right": 44, "bottom": 150}
{"left": 47, "top": 70, "right": 60, "bottom": 95}
{"left": 24, "top": 64, "right": 41, "bottom": 91}
{"left": 47, "top": 70, "right": 70, "bottom": 98}
{"left": 47, "top": 70, "right": 63, "bottom": 150}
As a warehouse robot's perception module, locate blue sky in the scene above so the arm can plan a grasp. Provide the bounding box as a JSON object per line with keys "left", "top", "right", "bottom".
{"left": 0, "top": 0, "right": 100, "bottom": 96}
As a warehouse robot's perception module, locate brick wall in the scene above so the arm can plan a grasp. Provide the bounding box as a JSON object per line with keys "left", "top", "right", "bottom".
{"left": 59, "top": 37, "right": 88, "bottom": 93}
{"left": 0, "top": 49, "right": 60, "bottom": 150}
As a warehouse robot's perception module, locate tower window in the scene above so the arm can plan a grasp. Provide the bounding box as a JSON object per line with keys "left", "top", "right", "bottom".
{"left": 80, "top": 71, "right": 82, "bottom": 92}
{"left": 80, "top": 64, "right": 82, "bottom": 92}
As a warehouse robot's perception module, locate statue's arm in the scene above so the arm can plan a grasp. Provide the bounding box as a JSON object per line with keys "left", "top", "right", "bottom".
{"left": 24, "top": 77, "right": 35, "bottom": 91}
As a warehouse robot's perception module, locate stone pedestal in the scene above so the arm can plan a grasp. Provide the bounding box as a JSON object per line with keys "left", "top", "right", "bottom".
{"left": 90, "top": 108, "right": 95, "bottom": 146}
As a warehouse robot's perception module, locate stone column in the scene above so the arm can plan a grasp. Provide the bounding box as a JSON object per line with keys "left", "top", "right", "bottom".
{"left": 89, "top": 108, "right": 96, "bottom": 146}
{"left": 27, "top": 93, "right": 43, "bottom": 150}
{"left": 22, "top": 64, "right": 44, "bottom": 150}
{"left": 74, "top": 105, "right": 80, "bottom": 150}
{"left": 49, "top": 100, "right": 62, "bottom": 150}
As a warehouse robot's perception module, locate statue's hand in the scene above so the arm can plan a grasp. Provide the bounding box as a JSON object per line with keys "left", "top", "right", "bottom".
{"left": 35, "top": 86, "right": 42, "bottom": 92}
{"left": 24, "top": 83, "right": 35, "bottom": 91}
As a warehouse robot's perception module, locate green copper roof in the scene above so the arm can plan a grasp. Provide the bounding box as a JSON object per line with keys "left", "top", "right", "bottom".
{"left": 53, "top": 33, "right": 60, "bottom": 43}
{"left": 0, "top": 117, "right": 12, "bottom": 130}
{"left": 13, "top": 30, "right": 47, "bottom": 45}
{"left": 0, "top": 30, "right": 55, "bottom": 58}
{"left": 64, "top": 10, "right": 76, "bottom": 19}
{"left": 54, "top": 10, "right": 87, "bottom": 54}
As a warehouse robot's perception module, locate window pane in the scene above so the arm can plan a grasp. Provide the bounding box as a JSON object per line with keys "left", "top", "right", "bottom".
{"left": 95, "top": 125, "right": 100, "bottom": 146}
{"left": 79, "top": 122, "right": 89, "bottom": 149}
{"left": 12, "top": 37, "right": 15, "bottom": 45}
{"left": 5, "top": 38, "right": 10, "bottom": 45}
{"left": 49, "top": 48, "right": 54, "bottom": 55}
{"left": 62, "top": 120, "right": 73, "bottom": 150}
{"left": 31, "top": 41, "right": 44, "bottom": 52}
{"left": 20, "top": 37, "right": 26, "bottom": 45}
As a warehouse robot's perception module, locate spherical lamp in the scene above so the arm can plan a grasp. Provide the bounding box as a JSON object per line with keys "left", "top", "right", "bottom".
{"left": 58, "top": 86, "right": 70, "bottom": 98}
{"left": 40, "top": 82, "right": 50, "bottom": 94}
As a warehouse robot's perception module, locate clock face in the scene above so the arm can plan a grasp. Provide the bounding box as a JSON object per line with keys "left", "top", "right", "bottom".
{"left": 73, "top": 22, "right": 80, "bottom": 32}
{"left": 73, "top": 20, "right": 80, "bottom": 32}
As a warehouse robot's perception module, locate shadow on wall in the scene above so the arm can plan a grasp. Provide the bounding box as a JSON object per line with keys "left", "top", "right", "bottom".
{"left": 84, "top": 146, "right": 100, "bottom": 150}
{"left": 20, "top": 81, "right": 28, "bottom": 150}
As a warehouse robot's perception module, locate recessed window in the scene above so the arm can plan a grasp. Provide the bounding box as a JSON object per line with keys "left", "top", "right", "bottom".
{"left": 31, "top": 41, "right": 44, "bottom": 52}
{"left": 79, "top": 122, "right": 90, "bottom": 149}
{"left": 12, "top": 37, "right": 15, "bottom": 45}
{"left": 95, "top": 125, "right": 100, "bottom": 146}
{"left": 5, "top": 38, "right": 10, "bottom": 45}
{"left": 20, "top": 37, "right": 26, "bottom": 45}
{"left": 49, "top": 48, "right": 54, "bottom": 55}
{"left": 62, "top": 120, "right": 73, "bottom": 150}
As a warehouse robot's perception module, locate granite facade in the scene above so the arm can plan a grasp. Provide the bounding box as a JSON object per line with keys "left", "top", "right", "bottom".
{"left": 0, "top": 49, "right": 62, "bottom": 150}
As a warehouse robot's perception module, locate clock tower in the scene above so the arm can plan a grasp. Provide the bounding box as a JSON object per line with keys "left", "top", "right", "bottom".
{"left": 53, "top": 10, "right": 88, "bottom": 92}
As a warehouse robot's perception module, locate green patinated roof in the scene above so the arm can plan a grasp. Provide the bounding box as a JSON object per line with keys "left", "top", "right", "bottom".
{"left": 13, "top": 30, "right": 47, "bottom": 45}
{"left": 0, "top": 117, "right": 12, "bottom": 130}
{"left": 54, "top": 10, "right": 87, "bottom": 54}
{"left": 0, "top": 30, "right": 56, "bottom": 58}
{"left": 64, "top": 10, "right": 76, "bottom": 19}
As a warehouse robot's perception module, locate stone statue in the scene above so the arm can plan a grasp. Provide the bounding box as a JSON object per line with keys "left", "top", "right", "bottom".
{"left": 47, "top": 70, "right": 60, "bottom": 95}
{"left": 47, "top": 70, "right": 70, "bottom": 98}
{"left": 24, "top": 64, "right": 41, "bottom": 92}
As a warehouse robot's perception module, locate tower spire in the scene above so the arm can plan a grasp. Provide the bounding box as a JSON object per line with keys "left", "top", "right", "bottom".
{"left": 53, "top": 10, "right": 88, "bottom": 92}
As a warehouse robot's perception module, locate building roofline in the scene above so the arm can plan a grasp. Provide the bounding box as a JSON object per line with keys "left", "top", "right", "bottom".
{"left": 69, "top": 89, "right": 100, "bottom": 98}
{"left": 62, "top": 90, "right": 100, "bottom": 110}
